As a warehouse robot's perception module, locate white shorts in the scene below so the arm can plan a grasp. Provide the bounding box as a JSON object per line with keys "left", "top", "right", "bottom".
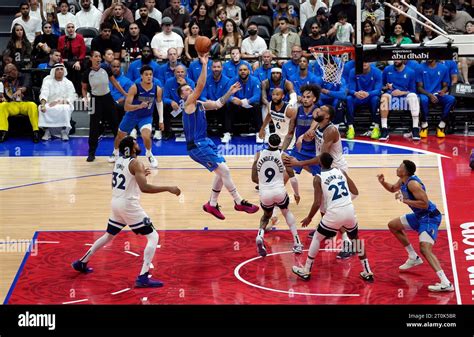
{"left": 259, "top": 187, "right": 289, "bottom": 211}
{"left": 318, "top": 204, "right": 357, "bottom": 237}
{"left": 108, "top": 198, "right": 152, "bottom": 235}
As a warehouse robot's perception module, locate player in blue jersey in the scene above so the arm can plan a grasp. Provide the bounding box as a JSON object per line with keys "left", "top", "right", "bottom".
{"left": 179, "top": 53, "right": 259, "bottom": 220}
{"left": 346, "top": 62, "right": 383, "bottom": 140}
{"left": 378, "top": 160, "right": 454, "bottom": 292}
{"left": 380, "top": 60, "right": 420, "bottom": 141}
{"left": 417, "top": 60, "right": 456, "bottom": 138}
{"left": 110, "top": 65, "right": 163, "bottom": 169}
{"left": 289, "top": 57, "right": 318, "bottom": 100}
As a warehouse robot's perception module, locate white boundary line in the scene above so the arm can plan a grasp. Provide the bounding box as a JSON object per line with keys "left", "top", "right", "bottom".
{"left": 437, "top": 155, "right": 462, "bottom": 304}
{"left": 234, "top": 250, "right": 360, "bottom": 297}
{"left": 124, "top": 251, "right": 140, "bottom": 257}
{"left": 111, "top": 288, "right": 131, "bottom": 295}
{"left": 346, "top": 139, "right": 451, "bottom": 158}
{"left": 62, "top": 298, "right": 89, "bottom": 304}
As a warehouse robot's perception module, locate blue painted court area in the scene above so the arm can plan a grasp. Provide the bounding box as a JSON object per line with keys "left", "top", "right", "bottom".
{"left": 0, "top": 136, "right": 420, "bottom": 157}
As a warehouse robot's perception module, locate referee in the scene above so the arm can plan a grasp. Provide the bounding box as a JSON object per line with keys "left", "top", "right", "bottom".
{"left": 82, "top": 50, "right": 127, "bottom": 162}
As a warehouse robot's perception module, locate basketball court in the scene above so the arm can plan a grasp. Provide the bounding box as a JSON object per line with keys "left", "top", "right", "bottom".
{"left": 1, "top": 135, "right": 473, "bottom": 305}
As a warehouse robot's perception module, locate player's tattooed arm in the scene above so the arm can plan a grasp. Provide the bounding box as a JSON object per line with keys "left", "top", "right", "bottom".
{"left": 251, "top": 152, "right": 260, "bottom": 184}
{"left": 301, "top": 175, "right": 322, "bottom": 227}
{"left": 131, "top": 160, "right": 181, "bottom": 195}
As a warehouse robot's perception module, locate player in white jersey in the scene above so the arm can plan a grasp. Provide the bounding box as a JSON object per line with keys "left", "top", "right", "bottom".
{"left": 72, "top": 136, "right": 181, "bottom": 288}
{"left": 292, "top": 152, "right": 374, "bottom": 282}
{"left": 252, "top": 134, "right": 303, "bottom": 256}
{"left": 285, "top": 105, "right": 353, "bottom": 258}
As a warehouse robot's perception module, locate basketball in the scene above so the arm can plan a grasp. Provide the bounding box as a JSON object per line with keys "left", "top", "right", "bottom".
{"left": 195, "top": 36, "right": 212, "bottom": 55}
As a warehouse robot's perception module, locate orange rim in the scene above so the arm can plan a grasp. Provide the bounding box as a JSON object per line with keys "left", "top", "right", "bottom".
{"left": 308, "top": 45, "right": 355, "bottom": 59}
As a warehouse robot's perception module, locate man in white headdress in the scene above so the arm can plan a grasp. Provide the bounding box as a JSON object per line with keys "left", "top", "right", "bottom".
{"left": 38, "top": 63, "right": 77, "bottom": 141}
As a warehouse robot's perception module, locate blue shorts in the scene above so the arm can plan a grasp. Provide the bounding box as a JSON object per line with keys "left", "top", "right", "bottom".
{"left": 289, "top": 149, "right": 320, "bottom": 176}
{"left": 188, "top": 138, "right": 225, "bottom": 172}
{"left": 119, "top": 113, "right": 153, "bottom": 133}
{"left": 404, "top": 210, "right": 442, "bottom": 241}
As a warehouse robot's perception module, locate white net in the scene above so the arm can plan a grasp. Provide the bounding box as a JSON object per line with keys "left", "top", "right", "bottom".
{"left": 309, "top": 46, "right": 353, "bottom": 85}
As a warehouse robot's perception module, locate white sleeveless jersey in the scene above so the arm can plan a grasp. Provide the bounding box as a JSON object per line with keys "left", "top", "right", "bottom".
{"left": 257, "top": 149, "right": 286, "bottom": 191}
{"left": 270, "top": 102, "right": 291, "bottom": 144}
{"left": 111, "top": 157, "right": 141, "bottom": 200}
{"left": 319, "top": 167, "right": 352, "bottom": 210}
{"left": 315, "top": 123, "right": 348, "bottom": 172}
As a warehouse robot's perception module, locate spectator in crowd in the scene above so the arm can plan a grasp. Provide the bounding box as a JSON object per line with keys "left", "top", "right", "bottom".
{"left": 362, "top": 19, "right": 381, "bottom": 44}
{"left": 241, "top": 23, "right": 268, "bottom": 62}
{"left": 0, "top": 63, "right": 39, "bottom": 143}
{"left": 91, "top": 22, "right": 122, "bottom": 59}
{"left": 121, "top": 23, "right": 150, "bottom": 61}
{"left": 15, "top": 0, "right": 44, "bottom": 23}
{"left": 302, "top": 22, "right": 330, "bottom": 57}
{"left": 188, "top": 53, "right": 212, "bottom": 82}
{"left": 135, "top": 3, "right": 162, "bottom": 41}
{"left": 201, "top": 59, "right": 232, "bottom": 143}
{"left": 419, "top": 22, "right": 439, "bottom": 43}
{"left": 361, "top": 0, "right": 384, "bottom": 26}
{"left": 273, "top": 0, "right": 299, "bottom": 30}
{"left": 193, "top": 3, "right": 217, "bottom": 42}
{"left": 135, "top": 0, "right": 162, "bottom": 24}
{"left": 45, "top": 11, "right": 61, "bottom": 37}
{"left": 76, "top": 0, "right": 102, "bottom": 30}
{"left": 109, "top": 58, "right": 133, "bottom": 119}
{"left": 184, "top": 21, "right": 200, "bottom": 63}
{"left": 223, "top": 47, "right": 251, "bottom": 80}
{"left": 269, "top": 17, "right": 301, "bottom": 60}
{"left": 32, "top": 22, "right": 59, "bottom": 66}
{"left": 302, "top": 7, "right": 330, "bottom": 38}
{"left": 108, "top": 2, "right": 130, "bottom": 40}
{"left": 346, "top": 62, "right": 383, "bottom": 140}
{"left": 254, "top": 50, "right": 274, "bottom": 82}
{"left": 11, "top": 2, "right": 42, "bottom": 44}
{"left": 245, "top": 0, "right": 271, "bottom": 19}
{"left": 6, "top": 24, "right": 33, "bottom": 69}
{"left": 330, "top": 0, "right": 357, "bottom": 25}
{"left": 390, "top": 1, "right": 415, "bottom": 39}
{"left": 456, "top": 0, "right": 474, "bottom": 17}
{"left": 102, "top": 48, "right": 115, "bottom": 68}
{"left": 289, "top": 57, "right": 318, "bottom": 100}
{"left": 219, "top": 19, "right": 242, "bottom": 57}
{"left": 57, "top": 0, "right": 77, "bottom": 30}
{"left": 459, "top": 21, "right": 474, "bottom": 84}
{"left": 328, "top": 11, "right": 354, "bottom": 45}
{"left": 38, "top": 63, "right": 77, "bottom": 141}
{"left": 151, "top": 17, "right": 184, "bottom": 61}
{"left": 162, "top": 65, "right": 195, "bottom": 139}
{"left": 58, "top": 22, "right": 86, "bottom": 95}
{"left": 101, "top": 1, "right": 134, "bottom": 24}
{"left": 390, "top": 23, "right": 413, "bottom": 44}
{"left": 182, "top": 0, "right": 197, "bottom": 14}
{"left": 216, "top": 6, "right": 227, "bottom": 41}
{"left": 414, "top": 3, "right": 444, "bottom": 42}
{"left": 38, "top": 49, "right": 62, "bottom": 69}
{"left": 158, "top": 48, "right": 183, "bottom": 85}
{"left": 300, "top": 0, "right": 327, "bottom": 31}
{"left": 229, "top": 63, "right": 262, "bottom": 142}
{"left": 126, "top": 46, "right": 161, "bottom": 82}
{"left": 163, "top": 0, "right": 191, "bottom": 31}
{"left": 204, "top": 0, "right": 219, "bottom": 21}
{"left": 282, "top": 45, "right": 302, "bottom": 81}
{"left": 224, "top": 0, "right": 242, "bottom": 27}
{"left": 442, "top": 2, "right": 473, "bottom": 34}
{"left": 380, "top": 60, "right": 420, "bottom": 141}
{"left": 261, "top": 67, "right": 296, "bottom": 117}
{"left": 417, "top": 59, "right": 456, "bottom": 138}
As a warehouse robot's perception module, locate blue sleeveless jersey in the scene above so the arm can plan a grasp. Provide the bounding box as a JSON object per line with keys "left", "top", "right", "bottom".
{"left": 401, "top": 175, "right": 438, "bottom": 217}
{"left": 131, "top": 83, "right": 157, "bottom": 118}
{"left": 183, "top": 102, "right": 207, "bottom": 143}
{"left": 295, "top": 105, "right": 317, "bottom": 155}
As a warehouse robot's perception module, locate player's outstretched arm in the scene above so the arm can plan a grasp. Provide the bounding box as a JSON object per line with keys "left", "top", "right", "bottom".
{"left": 281, "top": 107, "right": 297, "bottom": 151}
{"left": 199, "top": 82, "right": 242, "bottom": 110}
{"left": 377, "top": 174, "right": 402, "bottom": 193}
{"left": 186, "top": 53, "right": 209, "bottom": 106}
{"left": 301, "top": 175, "right": 322, "bottom": 227}
{"left": 130, "top": 160, "right": 181, "bottom": 195}
{"left": 258, "top": 106, "right": 272, "bottom": 140}
{"left": 343, "top": 171, "right": 358, "bottom": 196}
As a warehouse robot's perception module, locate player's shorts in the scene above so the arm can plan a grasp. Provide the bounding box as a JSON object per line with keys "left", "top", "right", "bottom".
{"left": 119, "top": 113, "right": 153, "bottom": 134}
{"left": 317, "top": 204, "right": 357, "bottom": 238}
{"left": 400, "top": 209, "right": 441, "bottom": 243}
{"left": 107, "top": 198, "right": 154, "bottom": 236}
{"left": 259, "top": 187, "right": 290, "bottom": 212}
{"left": 289, "top": 148, "right": 320, "bottom": 176}
{"left": 187, "top": 137, "right": 226, "bottom": 172}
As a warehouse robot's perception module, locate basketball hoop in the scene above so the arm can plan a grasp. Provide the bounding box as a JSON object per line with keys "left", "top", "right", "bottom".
{"left": 309, "top": 45, "right": 355, "bottom": 85}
